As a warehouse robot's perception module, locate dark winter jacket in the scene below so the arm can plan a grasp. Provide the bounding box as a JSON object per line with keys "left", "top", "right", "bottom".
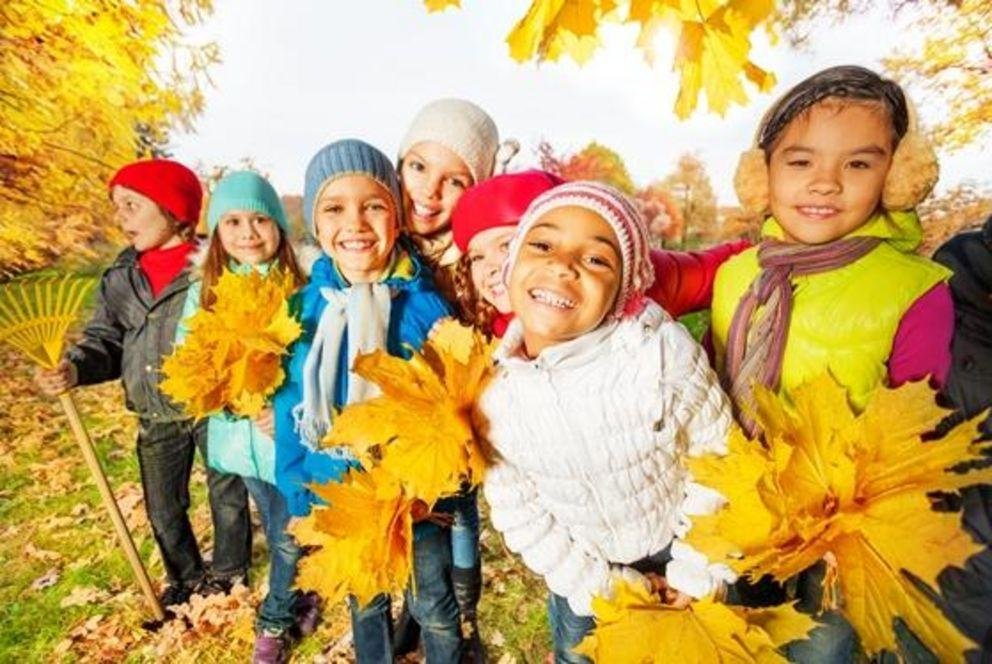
{"left": 67, "top": 247, "right": 192, "bottom": 422}
{"left": 932, "top": 215, "right": 992, "bottom": 658}
{"left": 934, "top": 216, "right": 992, "bottom": 438}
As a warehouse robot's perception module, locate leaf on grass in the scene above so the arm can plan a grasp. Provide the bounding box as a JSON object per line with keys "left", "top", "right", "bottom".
{"left": 30, "top": 567, "right": 60, "bottom": 591}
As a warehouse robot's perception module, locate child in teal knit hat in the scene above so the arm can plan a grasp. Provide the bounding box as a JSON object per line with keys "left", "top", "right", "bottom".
{"left": 176, "top": 170, "right": 317, "bottom": 664}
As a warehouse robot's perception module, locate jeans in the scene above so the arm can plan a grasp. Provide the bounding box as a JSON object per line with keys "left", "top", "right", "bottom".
{"left": 350, "top": 528, "right": 462, "bottom": 663}
{"left": 547, "top": 592, "right": 595, "bottom": 664}
{"left": 546, "top": 548, "right": 670, "bottom": 664}
{"left": 445, "top": 489, "right": 480, "bottom": 570}
{"left": 243, "top": 477, "right": 300, "bottom": 633}
{"left": 135, "top": 418, "right": 251, "bottom": 586}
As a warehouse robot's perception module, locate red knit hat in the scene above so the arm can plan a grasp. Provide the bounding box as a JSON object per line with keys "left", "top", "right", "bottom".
{"left": 109, "top": 159, "right": 203, "bottom": 225}
{"left": 451, "top": 170, "right": 563, "bottom": 253}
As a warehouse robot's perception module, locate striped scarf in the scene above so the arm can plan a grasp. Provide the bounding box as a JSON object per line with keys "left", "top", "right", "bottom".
{"left": 725, "top": 237, "right": 881, "bottom": 436}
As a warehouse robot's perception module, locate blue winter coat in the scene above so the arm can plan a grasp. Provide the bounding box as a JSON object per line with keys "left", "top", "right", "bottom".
{"left": 273, "top": 245, "right": 451, "bottom": 518}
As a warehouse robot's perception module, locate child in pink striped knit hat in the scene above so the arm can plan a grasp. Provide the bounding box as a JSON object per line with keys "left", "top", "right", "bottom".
{"left": 479, "top": 180, "right": 736, "bottom": 663}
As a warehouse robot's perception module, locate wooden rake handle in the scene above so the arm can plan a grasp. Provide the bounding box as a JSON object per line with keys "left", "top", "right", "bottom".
{"left": 58, "top": 392, "right": 166, "bottom": 621}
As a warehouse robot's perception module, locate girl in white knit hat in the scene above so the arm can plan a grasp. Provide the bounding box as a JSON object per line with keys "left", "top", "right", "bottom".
{"left": 480, "top": 180, "right": 736, "bottom": 663}
{"left": 395, "top": 98, "right": 516, "bottom": 659}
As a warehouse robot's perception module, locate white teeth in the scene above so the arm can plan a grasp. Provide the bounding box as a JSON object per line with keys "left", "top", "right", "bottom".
{"left": 530, "top": 288, "right": 576, "bottom": 309}
{"left": 413, "top": 202, "right": 439, "bottom": 217}
{"left": 340, "top": 240, "right": 374, "bottom": 250}
{"left": 800, "top": 206, "right": 837, "bottom": 216}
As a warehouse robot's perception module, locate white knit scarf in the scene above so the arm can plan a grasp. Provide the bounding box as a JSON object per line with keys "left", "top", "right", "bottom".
{"left": 293, "top": 283, "right": 392, "bottom": 451}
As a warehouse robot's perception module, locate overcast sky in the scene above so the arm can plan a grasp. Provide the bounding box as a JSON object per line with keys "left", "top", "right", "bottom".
{"left": 169, "top": 1, "right": 989, "bottom": 204}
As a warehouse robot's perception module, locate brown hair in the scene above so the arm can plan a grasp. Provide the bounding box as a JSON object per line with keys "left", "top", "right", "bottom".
{"left": 159, "top": 207, "right": 197, "bottom": 243}
{"left": 451, "top": 253, "right": 499, "bottom": 335}
{"left": 199, "top": 229, "right": 305, "bottom": 310}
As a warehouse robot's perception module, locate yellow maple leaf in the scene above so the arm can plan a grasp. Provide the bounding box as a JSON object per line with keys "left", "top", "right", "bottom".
{"left": 574, "top": 576, "right": 816, "bottom": 662}
{"left": 290, "top": 467, "right": 415, "bottom": 607}
{"left": 422, "top": 0, "right": 461, "bottom": 12}
{"left": 160, "top": 268, "right": 301, "bottom": 420}
{"left": 686, "top": 374, "right": 992, "bottom": 659}
{"left": 323, "top": 318, "right": 495, "bottom": 504}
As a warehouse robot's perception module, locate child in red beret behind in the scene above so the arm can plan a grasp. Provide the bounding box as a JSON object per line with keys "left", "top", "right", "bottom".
{"left": 35, "top": 159, "right": 252, "bottom": 611}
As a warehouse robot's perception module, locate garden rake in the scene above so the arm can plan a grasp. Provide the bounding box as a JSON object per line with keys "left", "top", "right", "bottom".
{"left": 0, "top": 275, "right": 165, "bottom": 621}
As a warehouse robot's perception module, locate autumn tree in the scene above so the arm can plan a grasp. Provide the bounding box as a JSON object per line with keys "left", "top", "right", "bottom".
{"left": 0, "top": 1, "right": 218, "bottom": 278}
{"left": 660, "top": 153, "right": 718, "bottom": 244}
{"left": 917, "top": 184, "right": 992, "bottom": 256}
{"left": 423, "top": 0, "right": 777, "bottom": 118}
{"left": 538, "top": 140, "right": 636, "bottom": 193}
{"left": 636, "top": 182, "right": 684, "bottom": 247}
{"left": 717, "top": 205, "right": 763, "bottom": 243}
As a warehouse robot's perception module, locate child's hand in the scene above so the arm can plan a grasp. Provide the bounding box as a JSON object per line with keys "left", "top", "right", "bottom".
{"left": 253, "top": 408, "right": 275, "bottom": 438}
{"left": 34, "top": 360, "right": 77, "bottom": 396}
{"left": 644, "top": 572, "right": 692, "bottom": 609}
{"left": 410, "top": 499, "right": 455, "bottom": 527}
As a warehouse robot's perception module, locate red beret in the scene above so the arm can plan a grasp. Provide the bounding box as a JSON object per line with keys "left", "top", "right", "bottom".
{"left": 451, "top": 170, "right": 563, "bottom": 253}
{"left": 109, "top": 159, "right": 203, "bottom": 225}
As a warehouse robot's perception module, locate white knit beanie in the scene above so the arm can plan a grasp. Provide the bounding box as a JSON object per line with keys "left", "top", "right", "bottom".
{"left": 504, "top": 181, "right": 656, "bottom": 320}
{"left": 398, "top": 98, "right": 502, "bottom": 184}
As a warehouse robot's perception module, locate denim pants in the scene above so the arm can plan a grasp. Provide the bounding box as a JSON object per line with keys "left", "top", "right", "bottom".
{"left": 441, "top": 489, "right": 480, "bottom": 570}
{"left": 135, "top": 418, "right": 251, "bottom": 586}
{"left": 350, "top": 527, "right": 463, "bottom": 663}
{"left": 547, "top": 548, "right": 671, "bottom": 664}
{"left": 242, "top": 477, "right": 300, "bottom": 634}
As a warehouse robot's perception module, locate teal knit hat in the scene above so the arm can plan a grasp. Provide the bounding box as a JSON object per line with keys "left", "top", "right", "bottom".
{"left": 303, "top": 139, "right": 402, "bottom": 235}
{"left": 206, "top": 170, "right": 288, "bottom": 234}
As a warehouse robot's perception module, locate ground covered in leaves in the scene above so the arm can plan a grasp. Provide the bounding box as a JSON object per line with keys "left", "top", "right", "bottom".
{"left": 0, "top": 343, "right": 551, "bottom": 662}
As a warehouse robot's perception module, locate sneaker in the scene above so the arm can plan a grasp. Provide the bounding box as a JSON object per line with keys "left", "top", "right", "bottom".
{"left": 292, "top": 591, "right": 322, "bottom": 637}
{"left": 159, "top": 583, "right": 193, "bottom": 608}
{"left": 252, "top": 630, "right": 289, "bottom": 664}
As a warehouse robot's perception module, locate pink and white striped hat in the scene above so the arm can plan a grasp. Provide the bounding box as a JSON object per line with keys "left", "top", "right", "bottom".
{"left": 503, "top": 180, "right": 655, "bottom": 319}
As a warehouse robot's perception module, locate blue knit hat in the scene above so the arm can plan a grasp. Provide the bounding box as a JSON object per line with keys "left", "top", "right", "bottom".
{"left": 206, "top": 170, "right": 288, "bottom": 234}
{"left": 303, "top": 139, "right": 402, "bottom": 234}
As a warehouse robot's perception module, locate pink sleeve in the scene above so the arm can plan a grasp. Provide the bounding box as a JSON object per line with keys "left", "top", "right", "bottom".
{"left": 887, "top": 283, "right": 954, "bottom": 389}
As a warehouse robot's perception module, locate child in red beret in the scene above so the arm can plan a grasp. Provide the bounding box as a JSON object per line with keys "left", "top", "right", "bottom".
{"left": 35, "top": 159, "right": 252, "bottom": 611}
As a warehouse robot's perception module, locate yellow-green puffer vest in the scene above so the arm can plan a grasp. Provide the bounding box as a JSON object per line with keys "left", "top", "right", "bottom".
{"left": 711, "top": 210, "right": 950, "bottom": 411}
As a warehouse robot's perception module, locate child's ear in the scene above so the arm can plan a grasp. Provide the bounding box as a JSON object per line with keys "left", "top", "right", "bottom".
{"left": 733, "top": 148, "right": 770, "bottom": 216}
{"left": 881, "top": 131, "right": 939, "bottom": 211}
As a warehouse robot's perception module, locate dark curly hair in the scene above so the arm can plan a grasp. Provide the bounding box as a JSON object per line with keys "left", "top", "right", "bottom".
{"left": 758, "top": 65, "right": 909, "bottom": 154}
{"left": 451, "top": 253, "right": 499, "bottom": 336}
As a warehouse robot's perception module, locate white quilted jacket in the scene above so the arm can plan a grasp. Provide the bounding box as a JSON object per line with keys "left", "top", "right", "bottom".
{"left": 480, "top": 303, "right": 735, "bottom": 616}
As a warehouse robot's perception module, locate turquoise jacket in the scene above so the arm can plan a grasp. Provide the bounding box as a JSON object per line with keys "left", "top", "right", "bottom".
{"left": 177, "top": 261, "right": 281, "bottom": 484}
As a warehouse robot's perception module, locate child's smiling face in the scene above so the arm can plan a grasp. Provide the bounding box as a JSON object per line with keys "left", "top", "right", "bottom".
{"left": 508, "top": 206, "right": 621, "bottom": 358}
{"left": 216, "top": 210, "right": 281, "bottom": 266}
{"left": 111, "top": 186, "right": 184, "bottom": 252}
{"left": 313, "top": 175, "right": 398, "bottom": 283}
{"left": 768, "top": 100, "right": 895, "bottom": 245}
{"left": 468, "top": 225, "right": 516, "bottom": 313}
{"left": 400, "top": 141, "right": 473, "bottom": 236}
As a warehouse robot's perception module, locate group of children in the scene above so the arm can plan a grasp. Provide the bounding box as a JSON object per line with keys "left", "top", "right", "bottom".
{"left": 33, "top": 64, "right": 991, "bottom": 663}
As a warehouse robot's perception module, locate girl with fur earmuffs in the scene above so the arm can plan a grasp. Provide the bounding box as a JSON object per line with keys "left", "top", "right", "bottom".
{"left": 710, "top": 65, "right": 954, "bottom": 662}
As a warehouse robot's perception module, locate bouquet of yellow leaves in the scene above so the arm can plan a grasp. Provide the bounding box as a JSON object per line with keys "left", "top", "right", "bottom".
{"left": 290, "top": 467, "right": 416, "bottom": 607}
{"left": 575, "top": 574, "right": 816, "bottom": 663}
{"left": 161, "top": 267, "right": 301, "bottom": 420}
{"left": 686, "top": 374, "right": 992, "bottom": 661}
{"left": 323, "top": 318, "right": 496, "bottom": 503}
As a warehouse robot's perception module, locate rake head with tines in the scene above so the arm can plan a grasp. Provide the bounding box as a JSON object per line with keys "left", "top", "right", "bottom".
{"left": 0, "top": 275, "right": 97, "bottom": 369}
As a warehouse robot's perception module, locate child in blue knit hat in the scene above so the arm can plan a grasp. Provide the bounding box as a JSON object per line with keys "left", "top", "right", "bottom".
{"left": 175, "top": 171, "right": 319, "bottom": 664}
{"left": 272, "top": 139, "right": 462, "bottom": 663}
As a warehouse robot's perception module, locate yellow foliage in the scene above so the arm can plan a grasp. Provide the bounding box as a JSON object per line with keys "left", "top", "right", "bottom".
{"left": 574, "top": 576, "right": 816, "bottom": 662}
{"left": 323, "top": 318, "right": 496, "bottom": 504}
{"left": 686, "top": 375, "right": 992, "bottom": 659}
{"left": 493, "top": 0, "right": 775, "bottom": 117}
{"left": 422, "top": 0, "right": 461, "bottom": 12}
{"left": 0, "top": 1, "right": 218, "bottom": 277}
{"left": 160, "top": 268, "right": 301, "bottom": 420}
{"left": 290, "top": 467, "right": 416, "bottom": 607}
